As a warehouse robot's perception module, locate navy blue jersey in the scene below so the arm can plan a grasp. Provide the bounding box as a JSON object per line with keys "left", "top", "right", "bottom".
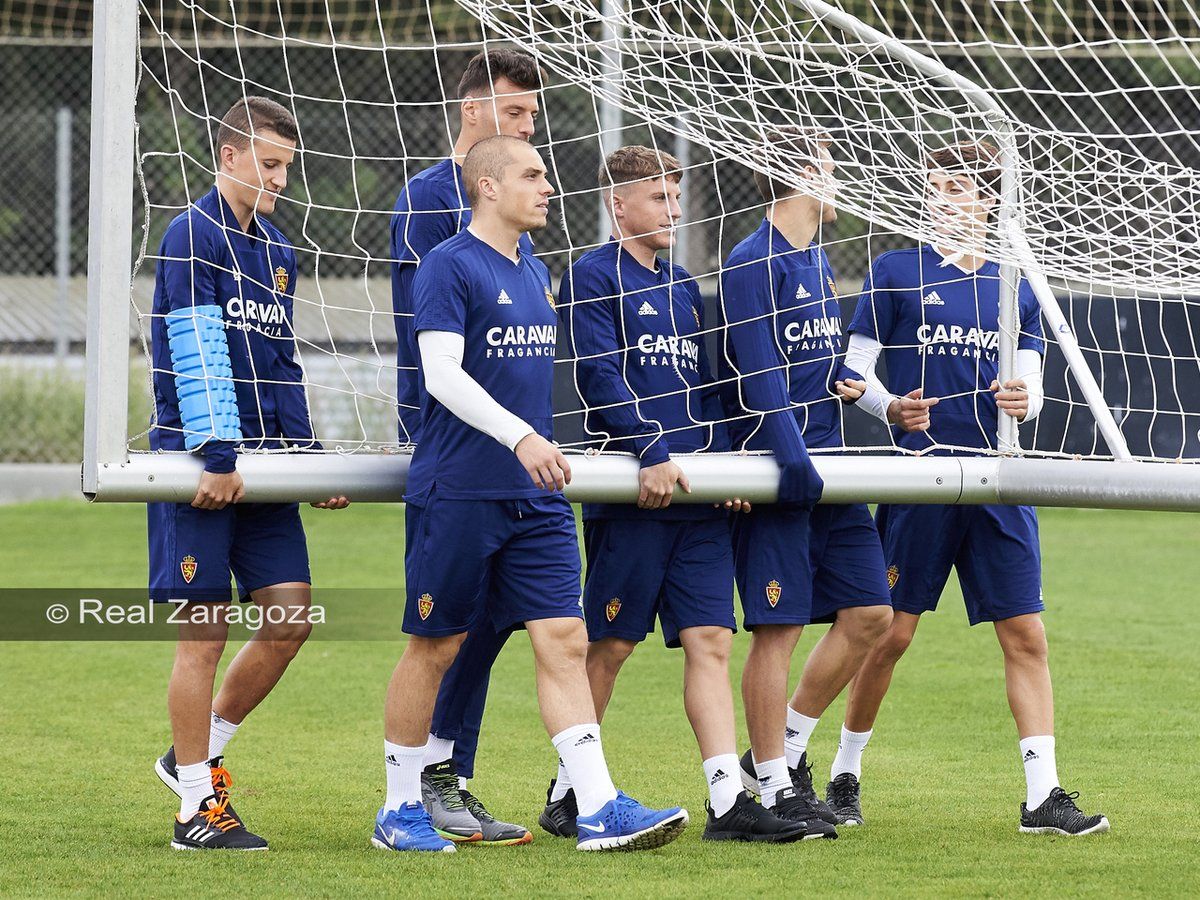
{"left": 391, "top": 159, "right": 533, "bottom": 442}
{"left": 847, "top": 244, "right": 1045, "bottom": 453}
{"left": 718, "top": 219, "right": 845, "bottom": 452}
{"left": 561, "top": 240, "right": 728, "bottom": 520}
{"left": 405, "top": 229, "right": 557, "bottom": 503}
{"left": 150, "top": 187, "right": 315, "bottom": 473}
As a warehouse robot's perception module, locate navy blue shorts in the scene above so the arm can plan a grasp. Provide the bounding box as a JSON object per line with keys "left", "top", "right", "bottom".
{"left": 147, "top": 501, "right": 310, "bottom": 602}
{"left": 582, "top": 516, "right": 735, "bottom": 648}
{"left": 875, "top": 503, "right": 1043, "bottom": 626}
{"left": 732, "top": 505, "right": 812, "bottom": 627}
{"left": 808, "top": 503, "right": 892, "bottom": 623}
{"left": 403, "top": 492, "right": 583, "bottom": 637}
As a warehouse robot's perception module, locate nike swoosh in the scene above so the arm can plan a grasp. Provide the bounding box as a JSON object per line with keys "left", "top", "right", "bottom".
{"left": 577, "top": 821, "right": 606, "bottom": 833}
{"left": 381, "top": 828, "right": 402, "bottom": 844}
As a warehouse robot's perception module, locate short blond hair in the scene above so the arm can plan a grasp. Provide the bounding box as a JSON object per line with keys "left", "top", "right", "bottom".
{"left": 598, "top": 145, "right": 683, "bottom": 190}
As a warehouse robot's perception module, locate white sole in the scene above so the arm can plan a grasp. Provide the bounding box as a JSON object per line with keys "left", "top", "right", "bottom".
{"left": 576, "top": 810, "right": 689, "bottom": 852}
{"left": 170, "top": 841, "right": 267, "bottom": 851}
{"left": 155, "top": 757, "right": 184, "bottom": 800}
{"left": 740, "top": 768, "right": 761, "bottom": 796}
{"left": 1019, "top": 816, "right": 1110, "bottom": 836}
{"left": 370, "top": 836, "right": 456, "bottom": 853}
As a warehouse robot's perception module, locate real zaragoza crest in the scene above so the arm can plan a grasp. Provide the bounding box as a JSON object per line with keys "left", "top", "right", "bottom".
{"left": 887, "top": 565, "right": 900, "bottom": 590}
{"left": 418, "top": 593, "right": 434, "bottom": 620}
{"left": 275, "top": 265, "right": 289, "bottom": 294}
{"left": 765, "top": 579, "right": 782, "bottom": 607}
{"left": 180, "top": 555, "right": 197, "bottom": 584}
{"left": 605, "top": 598, "right": 621, "bottom": 622}
{"left": 544, "top": 285, "right": 555, "bottom": 309}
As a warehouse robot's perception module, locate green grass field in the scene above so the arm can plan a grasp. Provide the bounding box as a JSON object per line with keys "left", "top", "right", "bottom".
{"left": 1, "top": 500, "right": 1197, "bottom": 898}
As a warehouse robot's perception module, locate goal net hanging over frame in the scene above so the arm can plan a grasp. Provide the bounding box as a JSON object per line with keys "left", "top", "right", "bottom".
{"left": 83, "top": 0, "right": 1200, "bottom": 509}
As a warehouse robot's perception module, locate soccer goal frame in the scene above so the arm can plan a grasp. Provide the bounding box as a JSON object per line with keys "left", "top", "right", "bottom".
{"left": 82, "top": 0, "right": 1200, "bottom": 511}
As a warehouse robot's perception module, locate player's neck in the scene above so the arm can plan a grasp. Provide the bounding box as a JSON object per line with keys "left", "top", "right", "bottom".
{"left": 615, "top": 236, "right": 660, "bottom": 272}
{"left": 215, "top": 179, "right": 255, "bottom": 232}
{"left": 932, "top": 238, "right": 989, "bottom": 273}
{"left": 766, "top": 199, "right": 819, "bottom": 250}
{"left": 466, "top": 217, "right": 522, "bottom": 262}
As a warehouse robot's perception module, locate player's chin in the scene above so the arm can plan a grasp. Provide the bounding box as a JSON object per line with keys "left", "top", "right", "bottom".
{"left": 257, "top": 194, "right": 279, "bottom": 215}
{"left": 527, "top": 208, "right": 549, "bottom": 230}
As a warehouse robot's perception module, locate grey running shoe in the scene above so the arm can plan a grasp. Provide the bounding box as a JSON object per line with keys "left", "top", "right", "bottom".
{"left": 420, "top": 761, "right": 481, "bottom": 843}
{"left": 461, "top": 789, "right": 533, "bottom": 846}
{"left": 1020, "top": 787, "right": 1110, "bottom": 836}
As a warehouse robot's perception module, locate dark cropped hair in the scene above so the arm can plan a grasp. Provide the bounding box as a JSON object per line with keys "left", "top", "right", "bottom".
{"left": 214, "top": 96, "right": 298, "bottom": 151}
{"left": 457, "top": 48, "right": 543, "bottom": 99}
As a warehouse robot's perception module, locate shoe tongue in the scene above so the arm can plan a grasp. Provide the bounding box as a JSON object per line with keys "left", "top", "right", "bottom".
{"left": 200, "top": 794, "right": 223, "bottom": 811}
{"left": 208, "top": 755, "right": 224, "bottom": 768}
{"left": 776, "top": 786, "right": 797, "bottom": 802}
{"left": 426, "top": 760, "right": 455, "bottom": 777}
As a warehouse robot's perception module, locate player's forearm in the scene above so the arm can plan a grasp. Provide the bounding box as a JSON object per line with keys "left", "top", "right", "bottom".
{"left": 576, "top": 363, "right": 670, "bottom": 466}
{"left": 843, "top": 332, "right": 897, "bottom": 423}
{"left": 417, "top": 330, "right": 534, "bottom": 450}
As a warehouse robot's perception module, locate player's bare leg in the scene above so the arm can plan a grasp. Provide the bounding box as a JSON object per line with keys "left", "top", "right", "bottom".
{"left": 842, "top": 610, "right": 921, "bottom": 733}
{"left": 169, "top": 609, "right": 230, "bottom": 770}
{"left": 789, "top": 604, "right": 893, "bottom": 719}
{"left": 823, "top": 610, "right": 920, "bottom": 825}
{"left": 993, "top": 612, "right": 1053, "bottom": 737}
{"left": 741, "top": 624, "right": 802, "bottom": 804}
{"left": 678, "top": 626, "right": 736, "bottom": 761}
{"left": 211, "top": 582, "right": 313, "bottom": 724}
{"left": 386, "top": 633, "right": 469, "bottom": 746}
{"left": 585, "top": 636, "right": 638, "bottom": 722}
{"left": 526, "top": 617, "right": 601, "bottom": 735}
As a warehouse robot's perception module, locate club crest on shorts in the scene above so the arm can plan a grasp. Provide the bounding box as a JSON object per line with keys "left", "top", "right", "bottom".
{"left": 180, "top": 555, "right": 197, "bottom": 584}
{"left": 545, "top": 286, "right": 556, "bottom": 309}
{"left": 605, "top": 597, "right": 621, "bottom": 622}
{"left": 274, "top": 266, "right": 289, "bottom": 294}
{"left": 765, "top": 579, "right": 782, "bottom": 607}
{"left": 887, "top": 565, "right": 900, "bottom": 590}
{"left": 418, "top": 593, "right": 434, "bottom": 620}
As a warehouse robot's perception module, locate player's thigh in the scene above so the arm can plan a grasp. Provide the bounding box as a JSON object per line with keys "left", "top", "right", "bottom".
{"left": 489, "top": 496, "right": 583, "bottom": 633}
{"left": 148, "top": 501, "right": 237, "bottom": 603}
{"left": 660, "top": 517, "right": 737, "bottom": 648}
{"left": 582, "top": 517, "right": 673, "bottom": 644}
{"left": 809, "top": 503, "right": 892, "bottom": 623}
{"left": 875, "top": 503, "right": 959, "bottom": 617}
{"left": 956, "top": 505, "right": 1044, "bottom": 626}
{"left": 228, "top": 502, "right": 311, "bottom": 600}
{"left": 732, "top": 506, "right": 814, "bottom": 628}
{"left": 404, "top": 496, "right": 499, "bottom": 637}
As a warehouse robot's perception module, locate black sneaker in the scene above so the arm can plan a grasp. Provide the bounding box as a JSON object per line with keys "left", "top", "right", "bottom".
{"left": 766, "top": 786, "right": 838, "bottom": 839}
{"left": 171, "top": 795, "right": 268, "bottom": 850}
{"left": 703, "top": 791, "right": 809, "bottom": 843}
{"left": 737, "top": 748, "right": 761, "bottom": 794}
{"left": 1020, "top": 787, "right": 1110, "bottom": 836}
{"left": 537, "top": 779, "right": 578, "bottom": 838}
{"left": 790, "top": 752, "right": 838, "bottom": 825}
{"left": 826, "top": 772, "right": 864, "bottom": 826}
{"left": 155, "top": 746, "right": 241, "bottom": 818}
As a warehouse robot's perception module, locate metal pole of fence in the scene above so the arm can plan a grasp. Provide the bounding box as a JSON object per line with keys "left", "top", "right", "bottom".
{"left": 55, "top": 106, "right": 72, "bottom": 361}
{"left": 596, "top": 0, "right": 624, "bottom": 247}
{"left": 673, "top": 122, "right": 691, "bottom": 273}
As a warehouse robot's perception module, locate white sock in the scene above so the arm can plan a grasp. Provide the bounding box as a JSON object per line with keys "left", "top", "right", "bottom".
{"left": 755, "top": 756, "right": 790, "bottom": 808}
{"left": 703, "top": 754, "right": 741, "bottom": 818}
{"left": 550, "top": 757, "right": 572, "bottom": 802}
{"left": 830, "top": 725, "right": 872, "bottom": 780}
{"left": 1020, "top": 735, "right": 1059, "bottom": 810}
{"left": 383, "top": 741, "right": 425, "bottom": 812}
{"left": 177, "top": 761, "right": 212, "bottom": 821}
{"left": 208, "top": 711, "right": 239, "bottom": 760}
{"left": 422, "top": 734, "right": 454, "bottom": 768}
{"left": 784, "top": 707, "right": 821, "bottom": 768}
{"left": 458, "top": 776, "right": 468, "bottom": 791}
{"left": 552, "top": 724, "right": 617, "bottom": 818}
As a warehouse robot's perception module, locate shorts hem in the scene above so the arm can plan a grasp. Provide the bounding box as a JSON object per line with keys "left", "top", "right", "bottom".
{"left": 492, "top": 607, "right": 584, "bottom": 634}
{"left": 809, "top": 598, "right": 892, "bottom": 625}
{"left": 967, "top": 601, "right": 1046, "bottom": 627}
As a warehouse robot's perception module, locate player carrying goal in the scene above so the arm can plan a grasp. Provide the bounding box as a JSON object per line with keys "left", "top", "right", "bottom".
{"left": 834, "top": 140, "right": 1110, "bottom": 836}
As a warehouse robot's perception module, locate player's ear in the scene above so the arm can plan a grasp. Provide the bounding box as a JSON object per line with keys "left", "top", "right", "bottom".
{"left": 460, "top": 96, "right": 479, "bottom": 128}
{"left": 218, "top": 142, "right": 237, "bottom": 173}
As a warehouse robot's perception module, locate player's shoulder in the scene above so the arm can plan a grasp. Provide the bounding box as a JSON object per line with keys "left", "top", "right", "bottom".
{"left": 723, "top": 222, "right": 772, "bottom": 267}
{"left": 871, "top": 246, "right": 921, "bottom": 270}
{"left": 397, "top": 159, "right": 460, "bottom": 208}
{"left": 564, "top": 243, "right": 618, "bottom": 291}
{"left": 418, "top": 228, "right": 474, "bottom": 268}
{"left": 160, "top": 195, "right": 225, "bottom": 257}
{"left": 667, "top": 261, "right": 700, "bottom": 293}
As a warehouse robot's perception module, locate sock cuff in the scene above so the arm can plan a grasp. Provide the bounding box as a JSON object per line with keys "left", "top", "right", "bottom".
{"left": 841, "top": 724, "right": 873, "bottom": 743}
{"left": 787, "top": 707, "right": 820, "bottom": 726}
{"left": 551, "top": 723, "right": 601, "bottom": 752}
{"left": 384, "top": 740, "right": 425, "bottom": 763}
{"left": 1019, "top": 735, "right": 1056, "bottom": 754}
{"left": 177, "top": 761, "right": 212, "bottom": 787}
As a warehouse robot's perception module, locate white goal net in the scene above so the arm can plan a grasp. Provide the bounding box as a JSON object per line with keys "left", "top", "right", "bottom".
{"left": 86, "top": 0, "right": 1200, "bottom": 504}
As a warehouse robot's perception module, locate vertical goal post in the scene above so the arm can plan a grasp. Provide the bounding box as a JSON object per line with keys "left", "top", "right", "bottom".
{"left": 81, "top": 0, "right": 1200, "bottom": 511}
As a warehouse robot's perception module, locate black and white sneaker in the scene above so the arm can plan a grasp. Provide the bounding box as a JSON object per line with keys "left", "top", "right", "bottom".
{"left": 172, "top": 795, "right": 268, "bottom": 851}
{"left": 537, "top": 779, "right": 578, "bottom": 838}
{"left": 703, "top": 791, "right": 809, "bottom": 843}
{"left": 766, "top": 786, "right": 838, "bottom": 840}
{"left": 1020, "top": 787, "right": 1110, "bottom": 836}
{"left": 155, "top": 746, "right": 240, "bottom": 819}
{"left": 826, "top": 772, "right": 864, "bottom": 826}
{"left": 790, "top": 753, "right": 838, "bottom": 825}
{"left": 738, "top": 748, "right": 761, "bottom": 794}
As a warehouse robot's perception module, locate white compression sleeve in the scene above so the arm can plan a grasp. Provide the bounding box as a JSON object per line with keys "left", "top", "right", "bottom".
{"left": 417, "top": 330, "right": 535, "bottom": 451}
{"left": 1015, "top": 347, "right": 1045, "bottom": 423}
{"left": 842, "top": 333, "right": 898, "bottom": 424}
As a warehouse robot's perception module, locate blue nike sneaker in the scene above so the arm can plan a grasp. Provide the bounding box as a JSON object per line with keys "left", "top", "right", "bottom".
{"left": 575, "top": 792, "right": 689, "bottom": 851}
{"left": 371, "top": 802, "right": 456, "bottom": 853}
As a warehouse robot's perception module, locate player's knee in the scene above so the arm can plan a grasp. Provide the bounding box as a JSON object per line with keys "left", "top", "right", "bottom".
{"left": 407, "top": 633, "right": 467, "bottom": 673}
{"left": 875, "top": 623, "right": 914, "bottom": 662}
{"left": 588, "top": 638, "right": 636, "bottom": 673}
{"left": 682, "top": 627, "right": 732, "bottom": 668}
{"left": 999, "top": 615, "right": 1048, "bottom": 664}
{"left": 177, "top": 637, "right": 227, "bottom": 672}
{"left": 257, "top": 618, "right": 312, "bottom": 655}
{"left": 855, "top": 604, "right": 894, "bottom": 645}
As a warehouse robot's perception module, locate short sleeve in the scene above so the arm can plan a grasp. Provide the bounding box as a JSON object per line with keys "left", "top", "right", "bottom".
{"left": 412, "top": 249, "right": 468, "bottom": 336}
{"left": 1017, "top": 278, "right": 1046, "bottom": 354}
{"left": 848, "top": 255, "right": 898, "bottom": 345}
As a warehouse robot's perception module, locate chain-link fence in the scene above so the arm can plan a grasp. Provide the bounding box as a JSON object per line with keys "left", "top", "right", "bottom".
{"left": 3, "top": 4, "right": 1198, "bottom": 461}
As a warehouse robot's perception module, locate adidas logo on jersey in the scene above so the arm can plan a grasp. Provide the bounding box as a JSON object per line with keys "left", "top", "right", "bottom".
{"left": 923, "top": 290, "right": 945, "bottom": 306}
{"left": 637, "top": 301, "right": 657, "bottom": 316}
{"left": 497, "top": 289, "right": 512, "bottom": 305}
{"left": 794, "top": 282, "right": 812, "bottom": 300}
